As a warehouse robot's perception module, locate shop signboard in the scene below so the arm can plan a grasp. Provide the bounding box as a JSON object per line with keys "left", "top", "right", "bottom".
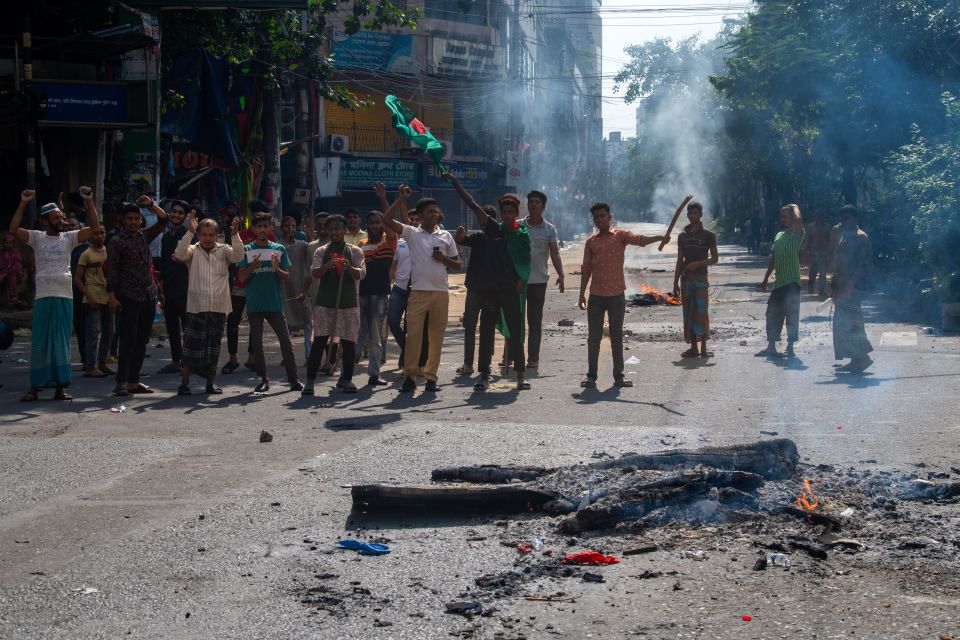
{"left": 34, "top": 81, "right": 135, "bottom": 126}
{"left": 421, "top": 162, "right": 491, "bottom": 190}
{"left": 340, "top": 158, "right": 418, "bottom": 189}
{"left": 331, "top": 29, "right": 418, "bottom": 74}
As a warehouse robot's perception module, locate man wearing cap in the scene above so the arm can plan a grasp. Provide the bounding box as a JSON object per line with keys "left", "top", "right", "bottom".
{"left": 10, "top": 187, "right": 101, "bottom": 401}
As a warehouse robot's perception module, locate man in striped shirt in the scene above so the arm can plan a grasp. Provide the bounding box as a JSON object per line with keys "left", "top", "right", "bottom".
{"left": 173, "top": 212, "right": 245, "bottom": 395}
{"left": 758, "top": 204, "right": 806, "bottom": 359}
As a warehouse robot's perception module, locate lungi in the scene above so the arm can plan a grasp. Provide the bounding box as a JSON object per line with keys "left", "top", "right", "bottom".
{"left": 30, "top": 297, "right": 73, "bottom": 389}
{"left": 181, "top": 311, "right": 226, "bottom": 379}
{"left": 311, "top": 305, "right": 360, "bottom": 343}
{"left": 682, "top": 276, "right": 710, "bottom": 343}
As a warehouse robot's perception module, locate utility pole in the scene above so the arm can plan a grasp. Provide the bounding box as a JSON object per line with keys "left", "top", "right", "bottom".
{"left": 22, "top": 15, "right": 37, "bottom": 227}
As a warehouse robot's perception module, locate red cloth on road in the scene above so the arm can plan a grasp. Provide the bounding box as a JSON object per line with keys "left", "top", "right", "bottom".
{"left": 561, "top": 551, "right": 619, "bottom": 565}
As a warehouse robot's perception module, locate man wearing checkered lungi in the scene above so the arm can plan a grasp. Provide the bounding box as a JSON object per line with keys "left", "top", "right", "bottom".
{"left": 173, "top": 212, "right": 245, "bottom": 395}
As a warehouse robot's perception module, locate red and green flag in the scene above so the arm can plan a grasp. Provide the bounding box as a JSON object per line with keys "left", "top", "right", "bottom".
{"left": 385, "top": 94, "right": 445, "bottom": 172}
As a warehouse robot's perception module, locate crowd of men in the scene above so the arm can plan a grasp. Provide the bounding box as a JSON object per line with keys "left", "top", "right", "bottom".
{"left": 7, "top": 179, "right": 875, "bottom": 402}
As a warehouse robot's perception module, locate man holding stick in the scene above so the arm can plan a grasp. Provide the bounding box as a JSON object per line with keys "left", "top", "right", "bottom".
{"left": 579, "top": 202, "right": 669, "bottom": 388}
{"left": 302, "top": 215, "right": 365, "bottom": 395}
{"left": 12, "top": 187, "right": 100, "bottom": 401}
{"left": 673, "top": 201, "right": 718, "bottom": 358}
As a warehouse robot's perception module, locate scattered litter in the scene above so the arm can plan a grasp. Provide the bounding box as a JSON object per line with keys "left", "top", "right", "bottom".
{"left": 680, "top": 549, "right": 708, "bottom": 561}
{"left": 582, "top": 572, "right": 605, "bottom": 583}
{"left": 623, "top": 545, "right": 658, "bottom": 556}
{"left": 110, "top": 405, "right": 127, "bottom": 413}
{"left": 445, "top": 600, "right": 483, "bottom": 616}
{"left": 259, "top": 430, "right": 273, "bottom": 443}
{"left": 523, "top": 593, "right": 575, "bottom": 603}
{"left": 557, "top": 319, "right": 574, "bottom": 327}
{"left": 635, "top": 570, "right": 663, "bottom": 579}
{"left": 742, "top": 615, "right": 753, "bottom": 622}
{"left": 516, "top": 544, "right": 533, "bottom": 555}
{"left": 562, "top": 551, "right": 619, "bottom": 565}
{"left": 839, "top": 507, "right": 855, "bottom": 517}
{"left": 625, "top": 355, "right": 641, "bottom": 364}
{"left": 337, "top": 539, "right": 391, "bottom": 555}
{"left": 766, "top": 553, "right": 791, "bottom": 568}
{"left": 531, "top": 536, "right": 544, "bottom": 551}
{"left": 760, "top": 430, "right": 779, "bottom": 436}
{"left": 71, "top": 586, "right": 100, "bottom": 595}
{"left": 15, "top": 358, "right": 27, "bottom": 364}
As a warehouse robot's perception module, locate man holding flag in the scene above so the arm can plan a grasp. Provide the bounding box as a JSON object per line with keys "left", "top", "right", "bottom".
{"left": 447, "top": 174, "right": 531, "bottom": 391}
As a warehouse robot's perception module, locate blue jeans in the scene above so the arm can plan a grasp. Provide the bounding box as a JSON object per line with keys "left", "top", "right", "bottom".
{"left": 387, "top": 285, "right": 409, "bottom": 349}
{"left": 359, "top": 294, "right": 389, "bottom": 377}
{"left": 85, "top": 303, "right": 115, "bottom": 365}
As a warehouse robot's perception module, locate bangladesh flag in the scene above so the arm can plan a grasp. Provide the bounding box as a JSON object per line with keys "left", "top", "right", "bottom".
{"left": 385, "top": 94, "right": 445, "bottom": 172}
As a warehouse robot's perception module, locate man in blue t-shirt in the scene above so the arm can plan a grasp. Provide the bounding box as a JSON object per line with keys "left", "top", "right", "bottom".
{"left": 238, "top": 212, "right": 303, "bottom": 393}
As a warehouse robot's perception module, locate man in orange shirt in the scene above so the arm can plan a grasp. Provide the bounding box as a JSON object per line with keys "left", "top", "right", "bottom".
{"left": 578, "top": 202, "right": 669, "bottom": 388}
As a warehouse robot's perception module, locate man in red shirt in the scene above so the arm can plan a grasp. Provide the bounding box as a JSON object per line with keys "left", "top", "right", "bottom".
{"left": 578, "top": 202, "right": 669, "bottom": 388}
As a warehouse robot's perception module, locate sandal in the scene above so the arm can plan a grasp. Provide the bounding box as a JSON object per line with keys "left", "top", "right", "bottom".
{"left": 54, "top": 389, "right": 73, "bottom": 401}
{"left": 221, "top": 361, "right": 240, "bottom": 375}
{"left": 342, "top": 382, "right": 358, "bottom": 394}
{"left": 128, "top": 383, "right": 154, "bottom": 394}
{"left": 205, "top": 383, "right": 223, "bottom": 395}
{"left": 580, "top": 378, "right": 596, "bottom": 388}
{"left": 474, "top": 376, "right": 489, "bottom": 391}
{"left": 456, "top": 365, "right": 474, "bottom": 375}
{"left": 699, "top": 351, "right": 714, "bottom": 358}
{"left": 614, "top": 378, "right": 633, "bottom": 388}
{"left": 20, "top": 389, "right": 39, "bottom": 402}
{"left": 113, "top": 385, "right": 129, "bottom": 397}
{"left": 516, "top": 381, "right": 531, "bottom": 390}
{"left": 177, "top": 384, "right": 192, "bottom": 396}
{"left": 526, "top": 360, "right": 539, "bottom": 370}
{"left": 681, "top": 348, "right": 700, "bottom": 358}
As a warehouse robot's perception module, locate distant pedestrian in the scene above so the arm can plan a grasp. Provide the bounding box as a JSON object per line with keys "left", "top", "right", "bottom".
{"left": 748, "top": 211, "right": 763, "bottom": 255}
{"left": 382, "top": 187, "right": 461, "bottom": 393}
{"left": 357, "top": 210, "right": 396, "bottom": 386}
{"left": 757, "top": 204, "right": 805, "bottom": 359}
{"left": 74, "top": 225, "right": 115, "bottom": 378}
{"left": 174, "top": 212, "right": 245, "bottom": 395}
{"left": 107, "top": 196, "right": 168, "bottom": 396}
{"left": 521, "top": 190, "right": 564, "bottom": 370}
{"left": 831, "top": 205, "right": 874, "bottom": 373}
{"left": 578, "top": 202, "right": 668, "bottom": 388}
{"left": 672, "top": 201, "right": 718, "bottom": 358}
{"left": 280, "top": 215, "right": 312, "bottom": 359}
{"left": 804, "top": 211, "right": 832, "bottom": 296}
{"left": 11, "top": 186, "right": 101, "bottom": 401}
{"left": 302, "top": 215, "right": 366, "bottom": 395}
{"left": 158, "top": 200, "right": 191, "bottom": 375}
{"left": 344, "top": 209, "right": 367, "bottom": 246}
{"left": 237, "top": 212, "right": 302, "bottom": 393}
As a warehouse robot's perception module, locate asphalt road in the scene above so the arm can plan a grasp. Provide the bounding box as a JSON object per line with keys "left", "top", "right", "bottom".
{"left": 1, "top": 225, "right": 958, "bottom": 639}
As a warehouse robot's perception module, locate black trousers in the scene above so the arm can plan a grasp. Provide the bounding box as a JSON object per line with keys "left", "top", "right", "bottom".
{"left": 226, "top": 294, "right": 250, "bottom": 357}
{"left": 163, "top": 295, "right": 188, "bottom": 363}
{"left": 477, "top": 287, "right": 525, "bottom": 374}
{"left": 307, "top": 336, "right": 356, "bottom": 381}
{"left": 116, "top": 296, "right": 156, "bottom": 385}
{"left": 525, "top": 282, "right": 547, "bottom": 362}
{"left": 462, "top": 288, "right": 483, "bottom": 368}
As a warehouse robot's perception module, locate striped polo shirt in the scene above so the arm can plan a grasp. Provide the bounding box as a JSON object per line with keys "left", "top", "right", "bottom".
{"left": 771, "top": 228, "right": 805, "bottom": 289}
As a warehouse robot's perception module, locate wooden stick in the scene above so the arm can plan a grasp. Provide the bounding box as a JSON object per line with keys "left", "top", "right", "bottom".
{"left": 658, "top": 195, "right": 694, "bottom": 251}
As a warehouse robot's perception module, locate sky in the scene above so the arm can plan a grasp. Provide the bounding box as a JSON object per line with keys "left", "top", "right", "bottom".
{"left": 600, "top": 0, "right": 752, "bottom": 138}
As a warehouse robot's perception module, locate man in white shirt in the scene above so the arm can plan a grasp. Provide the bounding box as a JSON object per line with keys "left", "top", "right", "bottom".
{"left": 382, "top": 186, "right": 461, "bottom": 393}
{"left": 173, "top": 212, "right": 244, "bottom": 395}
{"left": 10, "top": 187, "right": 101, "bottom": 401}
{"left": 521, "top": 190, "right": 564, "bottom": 369}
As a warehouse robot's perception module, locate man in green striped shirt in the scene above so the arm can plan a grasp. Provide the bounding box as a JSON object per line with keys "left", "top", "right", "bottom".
{"left": 758, "top": 204, "right": 805, "bottom": 358}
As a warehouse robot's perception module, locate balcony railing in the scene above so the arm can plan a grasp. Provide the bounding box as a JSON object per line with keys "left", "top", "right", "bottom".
{"left": 326, "top": 123, "right": 493, "bottom": 158}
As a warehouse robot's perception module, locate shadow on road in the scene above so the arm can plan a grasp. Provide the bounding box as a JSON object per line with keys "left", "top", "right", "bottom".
{"left": 571, "top": 388, "right": 686, "bottom": 416}
{"left": 324, "top": 413, "right": 402, "bottom": 431}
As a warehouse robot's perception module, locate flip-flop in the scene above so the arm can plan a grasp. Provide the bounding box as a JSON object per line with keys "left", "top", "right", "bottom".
{"left": 129, "top": 384, "right": 154, "bottom": 394}
{"left": 681, "top": 348, "right": 700, "bottom": 358}
{"left": 580, "top": 378, "right": 596, "bottom": 388}
{"left": 53, "top": 391, "right": 73, "bottom": 401}
{"left": 455, "top": 366, "right": 474, "bottom": 375}
{"left": 516, "top": 381, "right": 531, "bottom": 390}
{"left": 20, "top": 390, "right": 39, "bottom": 402}
{"left": 614, "top": 378, "right": 633, "bottom": 387}
{"left": 221, "top": 361, "right": 240, "bottom": 374}
{"left": 337, "top": 539, "right": 391, "bottom": 555}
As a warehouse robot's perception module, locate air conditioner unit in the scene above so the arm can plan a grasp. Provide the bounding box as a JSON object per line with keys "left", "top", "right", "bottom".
{"left": 329, "top": 134, "right": 349, "bottom": 153}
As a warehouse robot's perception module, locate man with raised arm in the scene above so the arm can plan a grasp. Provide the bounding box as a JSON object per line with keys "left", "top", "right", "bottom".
{"left": 381, "top": 186, "right": 460, "bottom": 393}
{"left": 173, "top": 212, "right": 245, "bottom": 395}
{"left": 446, "top": 174, "right": 531, "bottom": 390}
{"left": 12, "top": 187, "right": 100, "bottom": 401}
{"left": 106, "top": 196, "right": 168, "bottom": 396}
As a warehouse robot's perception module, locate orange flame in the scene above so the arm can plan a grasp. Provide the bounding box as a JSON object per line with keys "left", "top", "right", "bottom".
{"left": 638, "top": 283, "right": 681, "bottom": 305}
{"left": 795, "top": 478, "right": 820, "bottom": 512}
